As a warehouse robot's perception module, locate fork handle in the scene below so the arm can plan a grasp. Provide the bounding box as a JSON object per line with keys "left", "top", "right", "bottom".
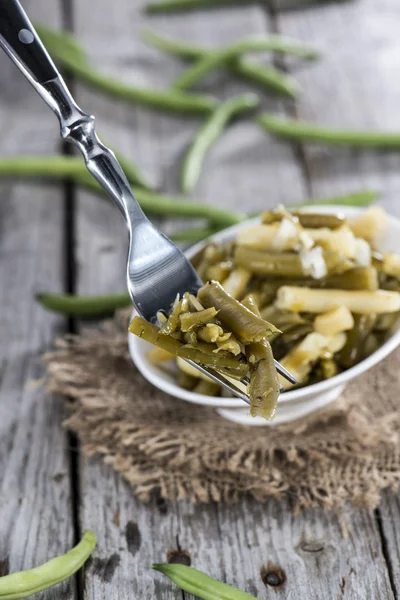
{"left": 0, "top": 0, "right": 145, "bottom": 225}
{"left": 0, "top": 0, "right": 57, "bottom": 84}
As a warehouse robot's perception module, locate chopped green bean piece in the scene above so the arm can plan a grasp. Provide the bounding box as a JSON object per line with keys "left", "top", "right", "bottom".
{"left": 235, "top": 246, "right": 306, "bottom": 277}
{"left": 338, "top": 314, "right": 377, "bottom": 368}
{"left": 293, "top": 212, "right": 346, "bottom": 229}
{"left": 179, "top": 307, "right": 218, "bottom": 332}
{"left": 198, "top": 281, "right": 280, "bottom": 343}
{"left": 130, "top": 316, "right": 183, "bottom": 355}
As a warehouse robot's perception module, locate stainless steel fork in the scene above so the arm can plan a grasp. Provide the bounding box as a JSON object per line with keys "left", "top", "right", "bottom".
{"left": 0, "top": 0, "right": 295, "bottom": 403}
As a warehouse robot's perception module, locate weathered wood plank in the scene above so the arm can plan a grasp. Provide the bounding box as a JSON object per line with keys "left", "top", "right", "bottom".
{"left": 0, "top": 1, "right": 76, "bottom": 597}
{"left": 276, "top": 0, "right": 400, "bottom": 215}
{"left": 71, "top": 0, "right": 398, "bottom": 599}
{"left": 215, "top": 498, "right": 395, "bottom": 599}
{"left": 376, "top": 492, "right": 400, "bottom": 597}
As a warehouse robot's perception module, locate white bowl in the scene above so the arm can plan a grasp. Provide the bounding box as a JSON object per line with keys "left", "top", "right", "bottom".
{"left": 129, "top": 205, "right": 400, "bottom": 425}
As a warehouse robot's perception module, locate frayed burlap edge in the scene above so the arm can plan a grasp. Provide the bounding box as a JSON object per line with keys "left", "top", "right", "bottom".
{"left": 43, "top": 309, "right": 400, "bottom": 510}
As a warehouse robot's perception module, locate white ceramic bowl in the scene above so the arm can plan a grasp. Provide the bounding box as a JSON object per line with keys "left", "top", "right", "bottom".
{"left": 129, "top": 205, "right": 400, "bottom": 426}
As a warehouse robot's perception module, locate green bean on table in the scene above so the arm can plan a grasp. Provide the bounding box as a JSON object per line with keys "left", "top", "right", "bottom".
{"left": 143, "top": 29, "right": 319, "bottom": 61}
{"left": 172, "top": 36, "right": 318, "bottom": 91}
{"left": 181, "top": 93, "right": 259, "bottom": 194}
{"left": 231, "top": 57, "right": 299, "bottom": 99}
{"left": 0, "top": 530, "right": 96, "bottom": 600}
{"left": 258, "top": 114, "right": 400, "bottom": 148}
{"left": 36, "top": 292, "right": 131, "bottom": 316}
{"left": 35, "top": 24, "right": 216, "bottom": 115}
{"left": 145, "top": 0, "right": 256, "bottom": 14}
{"left": 0, "top": 156, "right": 244, "bottom": 228}
{"left": 144, "top": 29, "right": 315, "bottom": 97}
{"left": 153, "top": 563, "right": 258, "bottom": 600}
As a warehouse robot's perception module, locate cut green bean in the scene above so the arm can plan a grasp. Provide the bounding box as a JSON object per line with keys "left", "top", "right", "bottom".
{"left": 258, "top": 114, "right": 400, "bottom": 148}
{"left": 198, "top": 281, "right": 279, "bottom": 343}
{"left": 36, "top": 292, "right": 131, "bottom": 316}
{"left": 130, "top": 316, "right": 184, "bottom": 355}
{"left": 293, "top": 212, "right": 346, "bottom": 229}
{"left": 338, "top": 314, "right": 377, "bottom": 368}
{"left": 153, "top": 563, "right": 258, "bottom": 600}
{"left": 235, "top": 246, "right": 306, "bottom": 277}
{"left": 232, "top": 58, "right": 300, "bottom": 98}
{"left": 173, "top": 36, "right": 318, "bottom": 90}
{"left": 0, "top": 530, "right": 96, "bottom": 600}
{"left": 35, "top": 24, "right": 216, "bottom": 115}
{"left": 181, "top": 93, "right": 259, "bottom": 193}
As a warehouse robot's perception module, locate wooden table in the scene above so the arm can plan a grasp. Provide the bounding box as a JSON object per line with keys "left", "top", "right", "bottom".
{"left": 1, "top": 0, "right": 400, "bottom": 597}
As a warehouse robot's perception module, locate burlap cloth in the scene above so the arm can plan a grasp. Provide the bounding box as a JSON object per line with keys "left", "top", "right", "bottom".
{"left": 44, "top": 309, "right": 400, "bottom": 510}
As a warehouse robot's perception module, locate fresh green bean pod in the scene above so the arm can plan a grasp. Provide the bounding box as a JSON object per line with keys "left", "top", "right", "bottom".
{"left": 242, "top": 296, "right": 280, "bottom": 419}
{"left": 180, "top": 308, "right": 218, "bottom": 331}
{"left": 292, "top": 190, "right": 378, "bottom": 209}
{"left": 181, "top": 94, "right": 259, "bottom": 194}
{"left": 235, "top": 246, "right": 306, "bottom": 277}
{"left": 153, "top": 564, "right": 258, "bottom": 600}
{"left": 232, "top": 58, "right": 300, "bottom": 99}
{"left": 36, "top": 24, "right": 216, "bottom": 115}
{"left": 292, "top": 212, "right": 346, "bottom": 229}
{"left": 198, "top": 281, "right": 280, "bottom": 343}
{"left": 36, "top": 292, "right": 131, "bottom": 316}
{"left": 338, "top": 314, "right": 377, "bottom": 368}
{"left": 170, "top": 227, "right": 217, "bottom": 243}
{"left": 173, "top": 38, "right": 317, "bottom": 90}
{"left": 146, "top": 0, "right": 254, "bottom": 13}
{"left": 0, "top": 153, "right": 152, "bottom": 191}
{"left": 0, "top": 531, "right": 96, "bottom": 600}
{"left": 258, "top": 114, "right": 400, "bottom": 148}
{"left": 145, "top": 29, "right": 318, "bottom": 61}
{"left": 130, "top": 317, "right": 184, "bottom": 355}
{"left": 0, "top": 155, "right": 244, "bottom": 227}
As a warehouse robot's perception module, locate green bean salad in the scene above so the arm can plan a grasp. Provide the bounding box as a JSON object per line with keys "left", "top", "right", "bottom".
{"left": 130, "top": 205, "right": 400, "bottom": 421}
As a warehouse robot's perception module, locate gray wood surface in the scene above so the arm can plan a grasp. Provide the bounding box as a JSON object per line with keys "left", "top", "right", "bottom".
{"left": 0, "top": 2, "right": 75, "bottom": 599}
{"left": 1, "top": 0, "right": 400, "bottom": 598}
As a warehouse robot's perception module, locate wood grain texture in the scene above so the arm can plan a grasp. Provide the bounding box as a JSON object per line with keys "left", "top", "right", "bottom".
{"left": 0, "top": 1, "right": 76, "bottom": 598}
{"left": 276, "top": 0, "right": 400, "bottom": 216}
{"left": 67, "top": 0, "right": 400, "bottom": 598}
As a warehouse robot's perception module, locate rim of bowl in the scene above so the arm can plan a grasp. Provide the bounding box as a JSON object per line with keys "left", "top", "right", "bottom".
{"left": 129, "top": 204, "right": 400, "bottom": 406}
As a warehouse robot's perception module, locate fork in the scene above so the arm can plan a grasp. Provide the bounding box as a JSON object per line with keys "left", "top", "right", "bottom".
{"left": 0, "top": 0, "right": 296, "bottom": 403}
